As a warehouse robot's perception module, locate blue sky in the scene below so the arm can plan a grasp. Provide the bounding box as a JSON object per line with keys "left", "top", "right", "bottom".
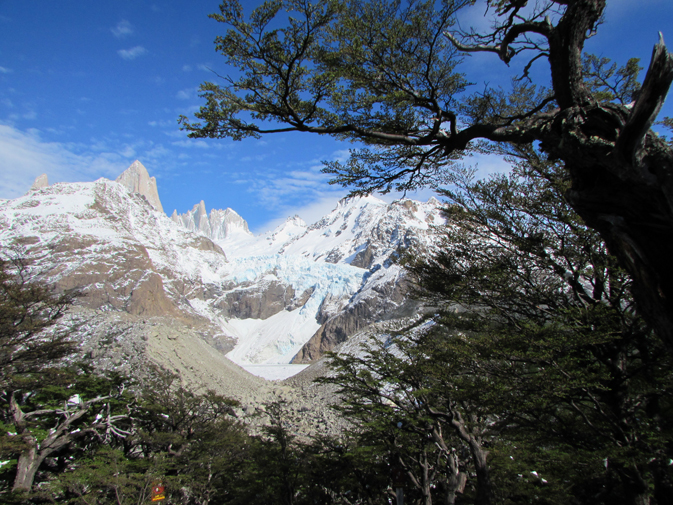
{"left": 1, "top": 1, "right": 671, "bottom": 233}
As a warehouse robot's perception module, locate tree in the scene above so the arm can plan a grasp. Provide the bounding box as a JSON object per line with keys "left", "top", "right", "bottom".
{"left": 1, "top": 369, "right": 132, "bottom": 494}
{"left": 0, "top": 255, "right": 135, "bottom": 497}
{"left": 322, "top": 333, "right": 488, "bottom": 505}
{"left": 319, "top": 151, "right": 673, "bottom": 504}
{"left": 126, "top": 368, "right": 244, "bottom": 504}
{"left": 180, "top": 0, "right": 673, "bottom": 351}
{"left": 405, "top": 154, "right": 673, "bottom": 504}
{"left": 48, "top": 368, "right": 246, "bottom": 505}
{"left": 0, "top": 255, "right": 75, "bottom": 388}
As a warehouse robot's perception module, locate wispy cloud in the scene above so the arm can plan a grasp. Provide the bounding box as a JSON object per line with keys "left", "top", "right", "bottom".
{"left": 117, "top": 46, "right": 147, "bottom": 60}
{"left": 111, "top": 20, "right": 133, "bottom": 39}
{"left": 0, "top": 124, "right": 193, "bottom": 202}
{"left": 240, "top": 150, "right": 351, "bottom": 230}
{"left": 253, "top": 193, "right": 346, "bottom": 233}
{"left": 0, "top": 66, "right": 13, "bottom": 74}
{"left": 0, "top": 124, "right": 125, "bottom": 199}
{"left": 175, "top": 88, "right": 196, "bottom": 100}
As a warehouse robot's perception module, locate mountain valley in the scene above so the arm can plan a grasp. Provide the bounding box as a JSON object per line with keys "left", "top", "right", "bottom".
{"left": 0, "top": 161, "right": 445, "bottom": 427}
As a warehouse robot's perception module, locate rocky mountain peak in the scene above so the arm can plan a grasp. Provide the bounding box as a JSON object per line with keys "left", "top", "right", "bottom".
{"left": 172, "top": 202, "right": 252, "bottom": 241}
{"left": 115, "top": 160, "right": 164, "bottom": 213}
{"left": 286, "top": 215, "right": 307, "bottom": 227}
{"left": 29, "top": 174, "right": 49, "bottom": 191}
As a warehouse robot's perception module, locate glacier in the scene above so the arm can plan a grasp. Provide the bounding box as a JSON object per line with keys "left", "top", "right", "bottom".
{"left": 191, "top": 254, "right": 366, "bottom": 365}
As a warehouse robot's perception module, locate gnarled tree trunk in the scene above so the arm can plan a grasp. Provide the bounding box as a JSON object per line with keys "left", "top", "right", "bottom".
{"left": 543, "top": 35, "right": 673, "bottom": 349}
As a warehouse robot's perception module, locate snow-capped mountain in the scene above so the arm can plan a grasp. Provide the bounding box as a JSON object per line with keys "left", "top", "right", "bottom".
{"left": 0, "top": 175, "right": 227, "bottom": 318}
{"left": 171, "top": 201, "right": 252, "bottom": 241}
{"left": 263, "top": 194, "right": 443, "bottom": 267}
{"left": 0, "top": 161, "right": 445, "bottom": 385}
{"left": 210, "top": 194, "right": 445, "bottom": 364}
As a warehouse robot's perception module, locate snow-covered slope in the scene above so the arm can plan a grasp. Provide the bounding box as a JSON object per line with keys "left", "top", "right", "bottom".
{"left": 190, "top": 255, "right": 366, "bottom": 364}
{"left": 219, "top": 195, "right": 444, "bottom": 269}
{"left": 0, "top": 178, "right": 227, "bottom": 316}
{"left": 211, "top": 194, "right": 445, "bottom": 365}
{"left": 0, "top": 163, "right": 446, "bottom": 381}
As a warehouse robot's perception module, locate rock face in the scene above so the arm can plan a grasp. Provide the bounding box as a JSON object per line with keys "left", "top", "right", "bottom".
{"left": 30, "top": 174, "right": 49, "bottom": 190}
{"left": 172, "top": 201, "right": 252, "bottom": 241}
{"left": 115, "top": 160, "right": 164, "bottom": 213}
{"left": 216, "top": 281, "right": 297, "bottom": 320}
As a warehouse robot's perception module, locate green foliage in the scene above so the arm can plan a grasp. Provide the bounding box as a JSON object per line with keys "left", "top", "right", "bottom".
{"left": 180, "top": 0, "right": 657, "bottom": 198}
{"left": 319, "top": 149, "right": 673, "bottom": 504}
{"left": 321, "top": 329, "right": 487, "bottom": 505}
{"left": 49, "top": 447, "right": 161, "bottom": 504}
{"left": 582, "top": 54, "right": 642, "bottom": 104}
{"left": 405, "top": 152, "right": 673, "bottom": 503}
{"left": 0, "top": 254, "right": 76, "bottom": 388}
{"left": 180, "top": 0, "right": 475, "bottom": 195}
{"left": 0, "top": 365, "right": 134, "bottom": 498}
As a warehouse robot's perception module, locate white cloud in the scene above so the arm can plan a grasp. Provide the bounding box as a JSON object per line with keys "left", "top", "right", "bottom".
{"left": 171, "top": 139, "right": 210, "bottom": 148}
{"left": 119, "top": 145, "right": 136, "bottom": 158}
{"left": 0, "top": 124, "right": 129, "bottom": 199}
{"left": 0, "top": 66, "right": 12, "bottom": 74}
{"left": 182, "top": 65, "right": 192, "bottom": 72}
{"left": 469, "top": 152, "right": 511, "bottom": 179}
{"left": 253, "top": 192, "right": 346, "bottom": 233}
{"left": 111, "top": 20, "right": 133, "bottom": 39}
{"left": 148, "top": 119, "right": 174, "bottom": 128}
{"left": 175, "top": 88, "right": 195, "bottom": 100}
{"left": 117, "top": 46, "right": 147, "bottom": 60}
{"left": 240, "top": 154, "right": 267, "bottom": 162}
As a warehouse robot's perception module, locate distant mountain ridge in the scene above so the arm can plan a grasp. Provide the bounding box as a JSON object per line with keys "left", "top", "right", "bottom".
{"left": 171, "top": 201, "right": 252, "bottom": 241}
{"left": 1, "top": 161, "right": 445, "bottom": 387}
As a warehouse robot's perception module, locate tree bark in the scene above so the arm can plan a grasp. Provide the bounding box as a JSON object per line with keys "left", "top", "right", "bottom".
{"left": 440, "top": 409, "right": 493, "bottom": 505}
{"left": 12, "top": 437, "right": 39, "bottom": 493}
{"left": 542, "top": 37, "right": 673, "bottom": 348}
{"left": 468, "top": 439, "right": 492, "bottom": 505}
{"left": 8, "top": 390, "right": 121, "bottom": 492}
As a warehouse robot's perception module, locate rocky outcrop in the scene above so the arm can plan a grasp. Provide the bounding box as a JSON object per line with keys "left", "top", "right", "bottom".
{"left": 216, "top": 281, "right": 296, "bottom": 320}
{"left": 294, "top": 300, "right": 376, "bottom": 363}
{"left": 349, "top": 242, "right": 375, "bottom": 268}
{"left": 172, "top": 201, "right": 252, "bottom": 240}
{"left": 29, "top": 174, "right": 49, "bottom": 190}
{"left": 116, "top": 160, "right": 164, "bottom": 213}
